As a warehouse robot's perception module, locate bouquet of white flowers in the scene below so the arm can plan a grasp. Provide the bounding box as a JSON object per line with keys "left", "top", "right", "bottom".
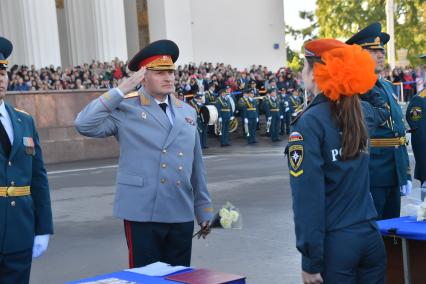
{"left": 417, "top": 198, "right": 426, "bottom": 221}
{"left": 210, "top": 202, "right": 242, "bottom": 229}
{"left": 193, "top": 202, "right": 242, "bottom": 238}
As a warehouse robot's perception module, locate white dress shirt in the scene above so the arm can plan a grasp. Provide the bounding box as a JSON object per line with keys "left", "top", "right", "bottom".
{"left": 0, "top": 100, "right": 14, "bottom": 145}
{"left": 155, "top": 96, "right": 174, "bottom": 125}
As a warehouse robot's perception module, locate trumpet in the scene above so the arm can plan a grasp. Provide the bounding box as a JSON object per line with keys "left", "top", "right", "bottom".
{"left": 266, "top": 117, "right": 272, "bottom": 133}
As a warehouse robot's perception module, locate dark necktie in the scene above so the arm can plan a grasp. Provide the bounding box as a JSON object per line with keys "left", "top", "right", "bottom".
{"left": 0, "top": 119, "right": 11, "bottom": 157}
{"left": 159, "top": 103, "right": 168, "bottom": 114}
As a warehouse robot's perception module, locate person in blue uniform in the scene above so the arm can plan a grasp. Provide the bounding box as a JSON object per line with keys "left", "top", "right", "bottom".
{"left": 347, "top": 22, "right": 411, "bottom": 220}
{"left": 406, "top": 54, "right": 426, "bottom": 199}
{"left": 278, "top": 87, "right": 291, "bottom": 135}
{"left": 215, "top": 88, "right": 232, "bottom": 146}
{"left": 288, "top": 38, "right": 386, "bottom": 284}
{"left": 241, "top": 89, "right": 259, "bottom": 144}
{"left": 75, "top": 40, "right": 212, "bottom": 267}
{"left": 263, "top": 88, "right": 281, "bottom": 142}
{"left": 0, "top": 36, "right": 53, "bottom": 284}
{"left": 189, "top": 93, "right": 208, "bottom": 149}
{"left": 204, "top": 83, "right": 216, "bottom": 105}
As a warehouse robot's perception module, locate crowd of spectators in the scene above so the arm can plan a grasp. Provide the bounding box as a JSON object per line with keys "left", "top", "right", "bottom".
{"left": 6, "top": 59, "right": 302, "bottom": 97}
{"left": 7, "top": 58, "right": 425, "bottom": 102}
{"left": 382, "top": 65, "right": 425, "bottom": 101}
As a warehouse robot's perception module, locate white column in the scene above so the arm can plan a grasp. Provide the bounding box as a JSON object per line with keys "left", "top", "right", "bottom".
{"left": 386, "top": 0, "right": 396, "bottom": 69}
{"left": 0, "top": 0, "right": 61, "bottom": 68}
{"left": 147, "top": 0, "right": 194, "bottom": 65}
{"left": 65, "top": 0, "right": 128, "bottom": 66}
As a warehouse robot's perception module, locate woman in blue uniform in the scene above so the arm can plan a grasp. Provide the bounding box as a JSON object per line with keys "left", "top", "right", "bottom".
{"left": 288, "top": 39, "right": 386, "bottom": 284}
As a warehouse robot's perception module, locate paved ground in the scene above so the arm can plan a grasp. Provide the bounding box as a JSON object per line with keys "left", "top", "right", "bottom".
{"left": 29, "top": 132, "right": 420, "bottom": 284}
{"left": 30, "top": 134, "right": 303, "bottom": 284}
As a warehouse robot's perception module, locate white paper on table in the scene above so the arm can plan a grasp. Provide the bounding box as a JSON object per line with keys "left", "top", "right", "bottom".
{"left": 125, "top": 261, "right": 188, "bottom": 276}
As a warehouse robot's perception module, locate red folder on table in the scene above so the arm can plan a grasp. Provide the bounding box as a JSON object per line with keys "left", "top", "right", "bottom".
{"left": 165, "top": 268, "right": 245, "bottom": 284}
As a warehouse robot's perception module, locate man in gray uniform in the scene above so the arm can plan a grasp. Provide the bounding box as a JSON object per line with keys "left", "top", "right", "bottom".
{"left": 75, "top": 40, "right": 213, "bottom": 267}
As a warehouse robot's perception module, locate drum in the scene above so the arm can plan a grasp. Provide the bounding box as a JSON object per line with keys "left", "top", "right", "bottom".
{"left": 201, "top": 105, "right": 219, "bottom": 125}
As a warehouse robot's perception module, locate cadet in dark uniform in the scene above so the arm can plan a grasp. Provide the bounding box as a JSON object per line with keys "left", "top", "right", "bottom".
{"left": 215, "top": 89, "right": 232, "bottom": 146}
{"left": 406, "top": 54, "right": 426, "bottom": 198}
{"left": 189, "top": 93, "right": 208, "bottom": 149}
{"left": 263, "top": 88, "right": 281, "bottom": 142}
{"left": 347, "top": 22, "right": 411, "bottom": 220}
{"left": 0, "top": 36, "right": 53, "bottom": 284}
{"left": 204, "top": 83, "right": 216, "bottom": 105}
{"left": 288, "top": 38, "right": 386, "bottom": 284}
{"left": 241, "top": 89, "right": 259, "bottom": 144}
{"left": 278, "top": 88, "right": 291, "bottom": 135}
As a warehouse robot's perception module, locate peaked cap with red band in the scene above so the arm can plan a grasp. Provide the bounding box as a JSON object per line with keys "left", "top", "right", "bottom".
{"left": 128, "top": 39, "right": 179, "bottom": 71}
{"left": 304, "top": 38, "right": 377, "bottom": 101}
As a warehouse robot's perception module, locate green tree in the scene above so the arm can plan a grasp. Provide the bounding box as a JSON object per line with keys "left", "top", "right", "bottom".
{"left": 287, "top": 1, "right": 425, "bottom": 65}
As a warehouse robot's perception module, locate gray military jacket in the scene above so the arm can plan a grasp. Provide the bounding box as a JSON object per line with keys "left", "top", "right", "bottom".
{"left": 75, "top": 87, "right": 213, "bottom": 224}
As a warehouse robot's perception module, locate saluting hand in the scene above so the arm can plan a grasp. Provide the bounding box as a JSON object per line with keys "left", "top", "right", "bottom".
{"left": 302, "top": 271, "right": 323, "bottom": 284}
{"left": 118, "top": 67, "right": 146, "bottom": 95}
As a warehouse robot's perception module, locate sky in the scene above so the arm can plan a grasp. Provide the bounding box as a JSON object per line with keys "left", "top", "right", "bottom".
{"left": 284, "top": 0, "right": 317, "bottom": 52}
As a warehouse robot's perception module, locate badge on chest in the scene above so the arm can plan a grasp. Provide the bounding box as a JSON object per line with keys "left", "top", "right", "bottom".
{"left": 23, "top": 137, "right": 35, "bottom": 155}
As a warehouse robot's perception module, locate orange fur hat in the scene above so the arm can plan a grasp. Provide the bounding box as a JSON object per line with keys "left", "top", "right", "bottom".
{"left": 304, "top": 39, "right": 377, "bottom": 101}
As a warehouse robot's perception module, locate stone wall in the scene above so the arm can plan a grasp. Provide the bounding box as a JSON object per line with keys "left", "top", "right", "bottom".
{"left": 5, "top": 90, "right": 119, "bottom": 164}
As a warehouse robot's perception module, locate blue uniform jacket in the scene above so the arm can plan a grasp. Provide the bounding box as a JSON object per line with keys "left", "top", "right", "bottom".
{"left": 406, "top": 89, "right": 426, "bottom": 183}
{"left": 367, "top": 78, "right": 410, "bottom": 187}
{"left": 215, "top": 96, "right": 232, "bottom": 119}
{"left": 263, "top": 97, "right": 281, "bottom": 118}
{"left": 241, "top": 98, "right": 258, "bottom": 120}
{"left": 288, "top": 94, "right": 380, "bottom": 273}
{"left": 0, "top": 103, "right": 53, "bottom": 253}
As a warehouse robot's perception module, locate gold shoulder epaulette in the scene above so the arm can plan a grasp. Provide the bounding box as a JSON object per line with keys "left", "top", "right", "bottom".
{"left": 14, "top": 108, "right": 30, "bottom": 116}
{"left": 419, "top": 89, "right": 426, "bottom": 98}
{"left": 124, "top": 91, "right": 139, "bottom": 99}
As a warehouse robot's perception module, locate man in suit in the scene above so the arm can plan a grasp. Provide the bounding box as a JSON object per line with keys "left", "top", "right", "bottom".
{"left": 0, "top": 36, "right": 53, "bottom": 284}
{"left": 75, "top": 40, "right": 213, "bottom": 267}
{"left": 347, "top": 22, "right": 411, "bottom": 220}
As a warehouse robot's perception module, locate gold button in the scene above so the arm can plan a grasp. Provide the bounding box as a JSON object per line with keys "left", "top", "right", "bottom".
{"left": 178, "top": 166, "right": 183, "bottom": 171}
{"left": 8, "top": 161, "right": 11, "bottom": 166}
{"left": 7, "top": 187, "right": 15, "bottom": 196}
{"left": 160, "top": 178, "right": 166, "bottom": 184}
{"left": 178, "top": 152, "right": 183, "bottom": 157}
{"left": 10, "top": 201, "right": 16, "bottom": 207}
{"left": 161, "top": 163, "right": 167, "bottom": 168}
{"left": 10, "top": 181, "right": 15, "bottom": 186}
{"left": 162, "top": 149, "right": 167, "bottom": 154}
{"left": 176, "top": 180, "right": 181, "bottom": 186}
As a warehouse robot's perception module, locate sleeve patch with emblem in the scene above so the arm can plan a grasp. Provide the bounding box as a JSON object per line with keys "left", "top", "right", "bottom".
{"left": 410, "top": 106, "right": 422, "bottom": 121}
{"left": 289, "top": 131, "right": 304, "bottom": 142}
{"left": 289, "top": 144, "right": 304, "bottom": 177}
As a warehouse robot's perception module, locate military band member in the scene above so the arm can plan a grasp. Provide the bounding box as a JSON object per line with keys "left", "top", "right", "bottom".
{"left": 263, "top": 88, "right": 281, "bottom": 142}
{"left": 347, "top": 22, "right": 411, "bottom": 220}
{"left": 289, "top": 38, "right": 386, "bottom": 284}
{"left": 75, "top": 40, "right": 213, "bottom": 267}
{"left": 189, "top": 93, "right": 208, "bottom": 149}
{"left": 204, "top": 83, "right": 216, "bottom": 105}
{"left": 216, "top": 89, "right": 233, "bottom": 147}
{"left": 406, "top": 54, "right": 426, "bottom": 199}
{"left": 278, "top": 88, "right": 291, "bottom": 135}
{"left": 0, "top": 36, "right": 53, "bottom": 284}
{"left": 241, "top": 89, "right": 259, "bottom": 144}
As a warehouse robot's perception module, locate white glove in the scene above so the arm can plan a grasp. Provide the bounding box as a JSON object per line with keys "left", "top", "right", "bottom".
{"left": 267, "top": 117, "right": 272, "bottom": 122}
{"left": 280, "top": 115, "right": 284, "bottom": 119}
{"left": 285, "top": 107, "right": 290, "bottom": 112}
{"left": 256, "top": 118, "right": 259, "bottom": 122}
{"left": 218, "top": 117, "right": 222, "bottom": 122}
{"left": 244, "top": 118, "right": 248, "bottom": 124}
{"left": 400, "top": 180, "right": 412, "bottom": 196}
{"left": 230, "top": 116, "right": 235, "bottom": 121}
{"left": 32, "top": 235, "right": 50, "bottom": 259}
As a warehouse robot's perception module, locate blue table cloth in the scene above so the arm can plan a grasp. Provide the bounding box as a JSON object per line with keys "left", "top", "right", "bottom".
{"left": 378, "top": 216, "right": 426, "bottom": 240}
{"left": 68, "top": 269, "right": 245, "bottom": 284}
